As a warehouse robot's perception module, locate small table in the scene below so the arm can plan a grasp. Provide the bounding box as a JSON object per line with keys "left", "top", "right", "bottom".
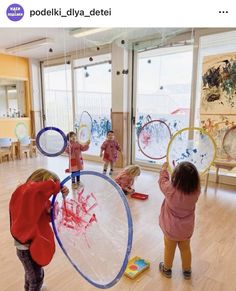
{"left": 204, "top": 159, "right": 236, "bottom": 193}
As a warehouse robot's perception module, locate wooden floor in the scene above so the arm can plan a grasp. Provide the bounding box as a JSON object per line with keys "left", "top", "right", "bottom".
{"left": 1, "top": 156, "right": 236, "bottom": 291}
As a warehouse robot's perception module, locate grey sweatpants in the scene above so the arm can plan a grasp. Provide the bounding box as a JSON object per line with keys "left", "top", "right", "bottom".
{"left": 17, "top": 249, "right": 44, "bottom": 291}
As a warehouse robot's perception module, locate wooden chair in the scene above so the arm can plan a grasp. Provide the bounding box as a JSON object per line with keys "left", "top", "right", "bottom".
{"left": 0, "top": 138, "right": 13, "bottom": 163}
{"left": 18, "top": 137, "right": 32, "bottom": 159}
{"left": 30, "top": 138, "right": 37, "bottom": 157}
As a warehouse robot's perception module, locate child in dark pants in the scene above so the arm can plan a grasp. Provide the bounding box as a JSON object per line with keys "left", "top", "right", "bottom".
{"left": 9, "top": 169, "right": 69, "bottom": 291}
{"left": 16, "top": 249, "right": 44, "bottom": 291}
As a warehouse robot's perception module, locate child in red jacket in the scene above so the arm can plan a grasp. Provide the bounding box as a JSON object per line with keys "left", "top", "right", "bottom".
{"left": 9, "top": 168, "right": 69, "bottom": 291}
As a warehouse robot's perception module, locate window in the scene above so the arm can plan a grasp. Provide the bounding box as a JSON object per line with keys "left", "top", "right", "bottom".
{"left": 74, "top": 54, "right": 112, "bottom": 156}
{"left": 43, "top": 63, "right": 73, "bottom": 133}
{"left": 134, "top": 46, "right": 193, "bottom": 165}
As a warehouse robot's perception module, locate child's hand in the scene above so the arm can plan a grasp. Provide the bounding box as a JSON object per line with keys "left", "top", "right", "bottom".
{"left": 126, "top": 187, "right": 135, "bottom": 194}
{"left": 61, "top": 186, "right": 69, "bottom": 197}
{"left": 162, "top": 162, "right": 169, "bottom": 170}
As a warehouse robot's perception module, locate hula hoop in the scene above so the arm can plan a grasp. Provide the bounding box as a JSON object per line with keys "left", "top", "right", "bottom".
{"left": 77, "top": 124, "right": 91, "bottom": 145}
{"left": 166, "top": 127, "right": 216, "bottom": 175}
{"left": 222, "top": 125, "right": 236, "bottom": 159}
{"left": 51, "top": 171, "right": 133, "bottom": 289}
{"left": 137, "top": 119, "right": 172, "bottom": 160}
{"left": 15, "top": 122, "right": 28, "bottom": 141}
{"left": 36, "top": 127, "right": 67, "bottom": 157}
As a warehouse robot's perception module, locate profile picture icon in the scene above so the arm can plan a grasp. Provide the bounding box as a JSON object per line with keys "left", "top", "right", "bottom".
{"left": 6, "top": 3, "right": 24, "bottom": 21}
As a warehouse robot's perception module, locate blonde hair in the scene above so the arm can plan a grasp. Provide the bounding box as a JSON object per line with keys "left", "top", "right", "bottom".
{"left": 26, "top": 168, "right": 59, "bottom": 183}
{"left": 124, "top": 165, "right": 141, "bottom": 177}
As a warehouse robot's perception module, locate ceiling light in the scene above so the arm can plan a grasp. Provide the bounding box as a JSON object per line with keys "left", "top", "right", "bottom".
{"left": 5, "top": 38, "right": 54, "bottom": 53}
{"left": 70, "top": 28, "right": 111, "bottom": 38}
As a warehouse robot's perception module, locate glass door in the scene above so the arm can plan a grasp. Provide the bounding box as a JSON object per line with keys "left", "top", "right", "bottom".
{"left": 132, "top": 46, "right": 193, "bottom": 166}
{"left": 42, "top": 63, "right": 73, "bottom": 133}
{"left": 73, "top": 54, "right": 112, "bottom": 157}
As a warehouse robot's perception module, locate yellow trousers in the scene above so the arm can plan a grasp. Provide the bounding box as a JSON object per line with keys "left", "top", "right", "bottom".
{"left": 164, "top": 236, "right": 191, "bottom": 271}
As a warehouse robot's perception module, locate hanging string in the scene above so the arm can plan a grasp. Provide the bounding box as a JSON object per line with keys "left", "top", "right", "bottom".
{"left": 45, "top": 30, "right": 52, "bottom": 127}
{"left": 62, "top": 27, "right": 70, "bottom": 132}
{"left": 74, "top": 32, "right": 79, "bottom": 132}
{"left": 62, "top": 28, "right": 72, "bottom": 173}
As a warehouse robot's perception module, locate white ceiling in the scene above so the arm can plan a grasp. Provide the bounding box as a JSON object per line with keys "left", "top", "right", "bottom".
{"left": 0, "top": 28, "right": 189, "bottom": 60}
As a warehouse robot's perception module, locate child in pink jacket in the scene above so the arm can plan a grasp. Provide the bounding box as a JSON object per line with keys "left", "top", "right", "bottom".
{"left": 100, "top": 130, "right": 121, "bottom": 175}
{"left": 115, "top": 165, "right": 141, "bottom": 195}
{"left": 65, "top": 131, "right": 89, "bottom": 189}
{"left": 158, "top": 161, "right": 200, "bottom": 280}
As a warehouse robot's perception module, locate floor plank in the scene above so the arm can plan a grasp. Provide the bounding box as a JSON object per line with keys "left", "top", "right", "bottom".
{"left": 0, "top": 156, "right": 236, "bottom": 291}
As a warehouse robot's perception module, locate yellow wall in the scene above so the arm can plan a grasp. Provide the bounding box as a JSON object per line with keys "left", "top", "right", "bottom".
{"left": 0, "top": 118, "right": 31, "bottom": 139}
{"left": 0, "top": 53, "right": 29, "bottom": 80}
{"left": 0, "top": 53, "right": 32, "bottom": 136}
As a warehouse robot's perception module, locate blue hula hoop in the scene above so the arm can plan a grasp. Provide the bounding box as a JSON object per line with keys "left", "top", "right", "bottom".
{"left": 36, "top": 127, "right": 67, "bottom": 157}
{"left": 51, "top": 170, "right": 133, "bottom": 289}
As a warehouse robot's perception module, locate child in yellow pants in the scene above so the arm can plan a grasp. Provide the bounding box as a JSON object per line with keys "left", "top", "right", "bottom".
{"left": 158, "top": 162, "right": 200, "bottom": 279}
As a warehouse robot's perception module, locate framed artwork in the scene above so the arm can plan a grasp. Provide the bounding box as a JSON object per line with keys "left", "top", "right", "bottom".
{"left": 201, "top": 52, "right": 236, "bottom": 114}
{"left": 200, "top": 115, "right": 236, "bottom": 158}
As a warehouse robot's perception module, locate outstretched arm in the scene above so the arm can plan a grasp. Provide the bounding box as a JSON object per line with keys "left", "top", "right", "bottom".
{"left": 158, "top": 162, "right": 173, "bottom": 197}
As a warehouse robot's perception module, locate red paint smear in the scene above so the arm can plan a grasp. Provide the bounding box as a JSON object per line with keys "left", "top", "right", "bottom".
{"left": 140, "top": 131, "right": 151, "bottom": 148}
{"left": 129, "top": 265, "right": 138, "bottom": 271}
{"left": 55, "top": 187, "right": 98, "bottom": 248}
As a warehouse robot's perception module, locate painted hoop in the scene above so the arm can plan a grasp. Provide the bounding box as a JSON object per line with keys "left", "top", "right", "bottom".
{"left": 36, "top": 127, "right": 67, "bottom": 157}
{"left": 137, "top": 119, "right": 172, "bottom": 160}
{"left": 51, "top": 171, "right": 133, "bottom": 289}
{"left": 166, "top": 127, "right": 216, "bottom": 175}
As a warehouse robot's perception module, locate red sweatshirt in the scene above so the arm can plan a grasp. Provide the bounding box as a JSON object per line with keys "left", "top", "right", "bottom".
{"left": 9, "top": 180, "right": 61, "bottom": 266}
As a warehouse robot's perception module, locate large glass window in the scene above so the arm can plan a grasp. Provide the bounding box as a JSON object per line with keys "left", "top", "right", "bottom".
{"left": 43, "top": 63, "right": 73, "bottom": 133}
{"left": 74, "top": 54, "right": 112, "bottom": 156}
{"left": 134, "top": 46, "right": 193, "bottom": 165}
